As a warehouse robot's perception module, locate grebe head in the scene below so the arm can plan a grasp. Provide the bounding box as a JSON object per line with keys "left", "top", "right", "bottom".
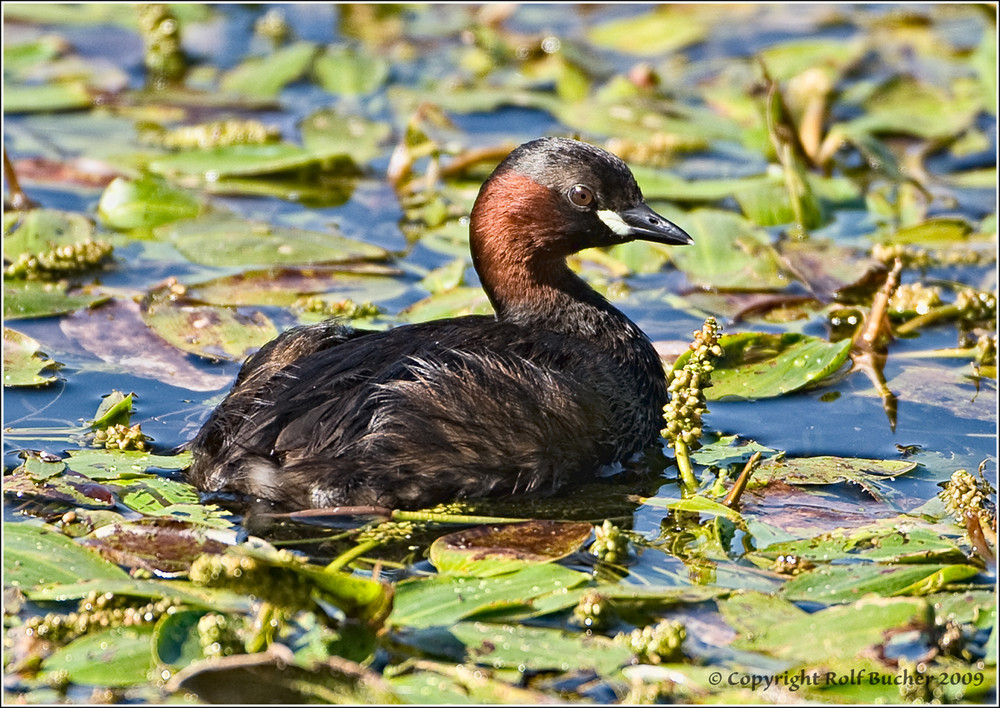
{"left": 469, "top": 137, "right": 692, "bottom": 317}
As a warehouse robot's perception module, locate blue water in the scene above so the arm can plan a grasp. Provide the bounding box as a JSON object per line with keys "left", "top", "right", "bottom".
{"left": 3, "top": 4, "right": 996, "bottom": 531}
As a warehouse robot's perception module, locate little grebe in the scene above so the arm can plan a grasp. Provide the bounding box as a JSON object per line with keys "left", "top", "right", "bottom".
{"left": 187, "top": 137, "right": 692, "bottom": 510}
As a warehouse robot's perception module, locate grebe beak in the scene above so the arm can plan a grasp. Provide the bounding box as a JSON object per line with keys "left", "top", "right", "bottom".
{"left": 599, "top": 202, "right": 693, "bottom": 246}
{"left": 621, "top": 202, "right": 693, "bottom": 245}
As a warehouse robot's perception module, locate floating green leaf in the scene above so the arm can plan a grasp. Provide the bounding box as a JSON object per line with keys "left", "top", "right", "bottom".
{"left": 90, "top": 390, "right": 134, "bottom": 428}
{"left": 148, "top": 142, "right": 358, "bottom": 179}
{"left": 158, "top": 214, "right": 387, "bottom": 267}
{"left": 690, "top": 434, "right": 776, "bottom": 469}
{"left": 727, "top": 596, "right": 929, "bottom": 661}
{"left": 3, "top": 521, "right": 129, "bottom": 588}
{"left": 390, "top": 563, "right": 590, "bottom": 629}
{"left": 220, "top": 40, "right": 318, "bottom": 98}
{"left": 782, "top": 563, "right": 981, "bottom": 604}
{"left": 759, "top": 37, "right": 865, "bottom": 81}
{"left": 451, "top": 621, "right": 632, "bottom": 674}
{"left": 734, "top": 174, "right": 823, "bottom": 229}
{"left": 153, "top": 609, "right": 209, "bottom": 667}
{"left": 633, "top": 166, "right": 760, "bottom": 202}
{"left": 97, "top": 174, "right": 201, "bottom": 230}
{"left": 167, "top": 653, "right": 398, "bottom": 704}
{"left": 141, "top": 290, "right": 277, "bottom": 361}
{"left": 717, "top": 590, "right": 808, "bottom": 638}
{"left": 666, "top": 208, "right": 788, "bottom": 290}
{"left": 25, "top": 577, "right": 251, "bottom": 613}
{"left": 777, "top": 239, "right": 886, "bottom": 301}
{"left": 3, "top": 327, "right": 60, "bottom": 386}
{"left": 755, "top": 456, "right": 918, "bottom": 502}
{"left": 877, "top": 217, "right": 974, "bottom": 247}
{"left": 300, "top": 109, "right": 392, "bottom": 164}
{"left": 3, "top": 279, "right": 109, "bottom": 320}
{"left": 63, "top": 448, "right": 192, "bottom": 479}
{"left": 82, "top": 519, "right": 230, "bottom": 575}
{"left": 184, "top": 265, "right": 405, "bottom": 307}
{"left": 388, "top": 659, "right": 554, "bottom": 704}
{"left": 675, "top": 332, "right": 851, "bottom": 400}
{"left": 3, "top": 81, "right": 92, "bottom": 113}
{"left": 3, "top": 35, "right": 66, "bottom": 77}
{"left": 642, "top": 494, "right": 744, "bottom": 523}
{"left": 40, "top": 626, "right": 156, "bottom": 687}
{"left": 4, "top": 469, "right": 117, "bottom": 510}
{"left": 103, "top": 476, "right": 232, "bottom": 528}
{"left": 845, "top": 76, "right": 982, "bottom": 140}
{"left": 587, "top": 6, "right": 708, "bottom": 56}
{"left": 429, "top": 521, "right": 594, "bottom": 577}
{"left": 758, "top": 520, "right": 966, "bottom": 565}
{"left": 313, "top": 45, "right": 390, "bottom": 96}
{"left": 399, "top": 287, "right": 492, "bottom": 323}
{"left": 3, "top": 208, "right": 95, "bottom": 261}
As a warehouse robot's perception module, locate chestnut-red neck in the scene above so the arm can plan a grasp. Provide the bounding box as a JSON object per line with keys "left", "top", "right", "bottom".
{"left": 470, "top": 170, "right": 603, "bottom": 323}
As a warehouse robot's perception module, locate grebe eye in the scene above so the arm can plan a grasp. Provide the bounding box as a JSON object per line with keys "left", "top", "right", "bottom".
{"left": 568, "top": 184, "right": 594, "bottom": 207}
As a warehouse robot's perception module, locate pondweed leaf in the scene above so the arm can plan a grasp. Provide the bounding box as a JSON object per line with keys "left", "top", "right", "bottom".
{"left": 313, "top": 45, "right": 390, "bottom": 96}
{"left": 396, "top": 621, "right": 632, "bottom": 675}
{"left": 666, "top": 208, "right": 788, "bottom": 291}
{"left": 158, "top": 213, "right": 387, "bottom": 267}
{"left": 388, "top": 659, "right": 554, "bottom": 704}
{"left": 754, "top": 455, "right": 917, "bottom": 505}
{"left": 782, "top": 563, "right": 982, "bottom": 604}
{"left": 756, "top": 456, "right": 917, "bottom": 486}
{"left": 25, "top": 577, "right": 251, "bottom": 613}
{"left": 3, "top": 521, "right": 129, "bottom": 588}
{"left": 166, "top": 653, "right": 398, "bottom": 704}
{"left": 300, "top": 109, "right": 392, "bottom": 164}
{"left": 219, "top": 40, "right": 318, "bottom": 98}
{"left": 4, "top": 469, "right": 117, "bottom": 510}
{"left": 675, "top": 332, "right": 852, "bottom": 400}
{"left": 399, "top": 287, "right": 493, "bottom": 323}
{"left": 845, "top": 76, "right": 982, "bottom": 140}
{"left": 63, "top": 448, "right": 193, "bottom": 479}
{"left": 140, "top": 289, "right": 277, "bottom": 361}
{"left": 429, "top": 520, "right": 594, "bottom": 577}
{"left": 82, "top": 519, "right": 231, "bottom": 575}
{"left": 4, "top": 279, "right": 110, "bottom": 320}
{"left": 184, "top": 265, "right": 405, "bottom": 307}
{"left": 59, "top": 299, "right": 234, "bottom": 391}
{"left": 90, "top": 390, "right": 134, "bottom": 429}
{"left": 586, "top": 6, "right": 708, "bottom": 56}
{"left": 39, "top": 626, "right": 156, "bottom": 687}
{"left": 776, "top": 239, "right": 886, "bottom": 302}
{"left": 148, "top": 142, "right": 359, "bottom": 180}
{"left": 3, "top": 327, "right": 61, "bottom": 386}
{"left": 390, "top": 563, "right": 590, "bottom": 629}
{"left": 641, "top": 494, "right": 744, "bottom": 523}
{"left": 726, "top": 595, "right": 929, "bottom": 660}
{"left": 3, "top": 208, "right": 95, "bottom": 260}
{"left": 3, "top": 81, "right": 92, "bottom": 113}
{"left": 758, "top": 37, "right": 866, "bottom": 81}
{"left": 757, "top": 520, "right": 966, "bottom": 564}
{"left": 97, "top": 174, "right": 201, "bottom": 231}
{"left": 153, "top": 609, "right": 209, "bottom": 667}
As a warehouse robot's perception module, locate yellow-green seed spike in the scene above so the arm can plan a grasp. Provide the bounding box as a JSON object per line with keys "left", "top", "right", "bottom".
{"left": 662, "top": 317, "right": 722, "bottom": 493}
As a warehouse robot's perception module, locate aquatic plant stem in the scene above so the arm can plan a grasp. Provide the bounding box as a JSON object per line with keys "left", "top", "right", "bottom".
{"left": 895, "top": 303, "right": 962, "bottom": 335}
{"left": 723, "top": 452, "right": 761, "bottom": 510}
{"left": 390, "top": 509, "right": 528, "bottom": 525}
{"left": 3, "top": 149, "right": 35, "bottom": 210}
{"left": 245, "top": 602, "right": 280, "bottom": 653}
{"left": 325, "top": 539, "right": 381, "bottom": 573}
{"left": 675, "top": 439, "right": 698, "bottom": 493}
